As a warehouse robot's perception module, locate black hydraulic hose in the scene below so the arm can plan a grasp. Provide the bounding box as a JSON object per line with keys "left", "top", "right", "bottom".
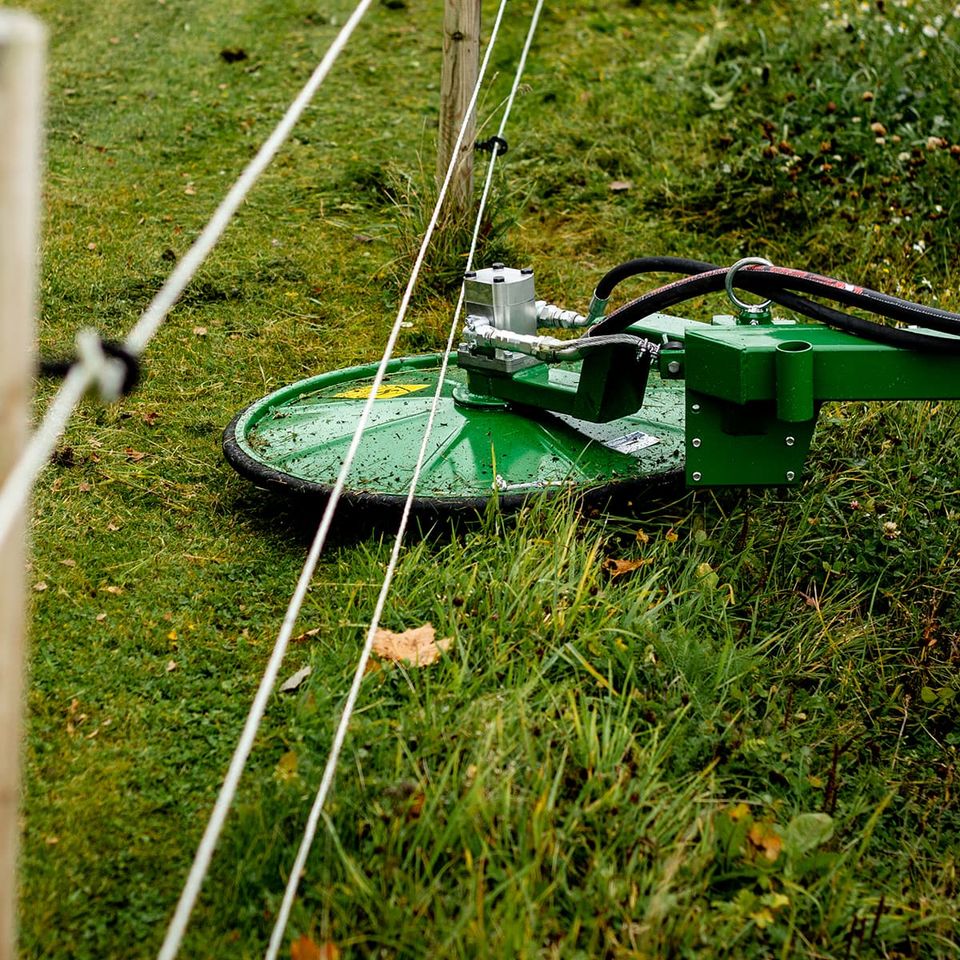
{"left": 587, "top": 260, "right": 960, "bottom": 353}
{"left": 765, "top": 288, "right": 960, "bottom": 354}
{"left": 593, "top": 256, "right": 719, "bottom": 301}
{"left": 746, "top": 265, "right": 960, "bottom": 336}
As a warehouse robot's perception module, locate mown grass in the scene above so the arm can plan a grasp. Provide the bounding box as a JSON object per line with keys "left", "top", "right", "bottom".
{"left": 17, "top": 0, "right": 960, "bottom": 958}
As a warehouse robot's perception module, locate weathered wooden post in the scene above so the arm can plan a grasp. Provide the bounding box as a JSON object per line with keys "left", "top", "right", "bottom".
{"left": 437, "top": 0, "right": 480, "bottom": 220}
{"left": 0, "top": 12, "right": 44, "bottom": 960}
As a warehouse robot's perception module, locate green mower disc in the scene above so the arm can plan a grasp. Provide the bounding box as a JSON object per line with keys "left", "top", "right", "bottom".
{"left": 223, "top": 354, "right": 685, "bottom": 513}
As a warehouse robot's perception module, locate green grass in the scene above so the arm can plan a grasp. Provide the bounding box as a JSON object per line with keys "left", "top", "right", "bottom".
{"left": 17, "top": 0, "right": 960, "bottom": 957}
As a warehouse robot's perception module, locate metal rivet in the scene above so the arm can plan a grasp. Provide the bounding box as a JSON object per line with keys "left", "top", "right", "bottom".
{"left": 520, "top": 267, "right": 533, "bottom": 275}
{"left": 692, "top": 471, "right": 702, "bottom": 482}
{"left": 786, "top": 470, "right": 796, "bottom": 481}
{"left": 692, "top": 438, "right": 702, "bottom": 448}
{"left": 667, "top": 361, "right": 681, "bottom": 374}
{"left": 492, "top": 262, "right": 505, "bottom": 270}
{"left": 785, "top": 436, "right": 795, "bottom": 447}
{"left": 464, "top": 271, "right": 476, "bottom": 279}
{"left": 692, "top": 403, "right": 701, "bottom": 412}
{"left": 493, "top": 276, "right": 505, "bottom": 283}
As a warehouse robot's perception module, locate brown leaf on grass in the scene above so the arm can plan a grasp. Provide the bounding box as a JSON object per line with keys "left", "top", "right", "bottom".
{"left": 747, "top": 822, "right": 783, "bottom": 863}
{"left": 276, "top": 750, "right": 298, "bottom": 781}
{"left": 66, "top": 698, "right": 87, "bottom": 736}
{"left": 142, "top": 410, "right": 161, "bottom": 426}
{"left": 124, "top": 447, "right": 147, "bottom": 462}
{"left": 406, "top": 791, "right": 426, "bottom": 820}
{"left": 372, "top": 623, "right": 451, "bottom": 666}
{"left": 608, "top": 179, "right": 633, "bottom": 193}
{"left": 602, "top": 557, "right": 651, "bottom": 579}
{"left": 290, "top": 934, "right": 339, "bottom": 960}
{"left": 291, "top": 627, "right": 321, "bottom": 643}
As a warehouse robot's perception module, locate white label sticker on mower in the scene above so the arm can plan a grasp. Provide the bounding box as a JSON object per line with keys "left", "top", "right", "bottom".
{"left": 334, "top": 383, "right": 429, "bottom": 400}
{"left": 604, "top": 430, "right": 660, "bottom": 454}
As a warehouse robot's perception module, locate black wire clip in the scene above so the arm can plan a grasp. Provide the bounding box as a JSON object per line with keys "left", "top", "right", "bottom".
{"left": 475, "top": 135, "right": 508, "bottom": 157}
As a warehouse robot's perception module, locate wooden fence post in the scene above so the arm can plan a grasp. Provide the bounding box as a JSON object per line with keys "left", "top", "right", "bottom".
{"left": 0, "top": 12, "right": 44, "bottom": 960}
{"left": 437, "top": 0, "right": 480, "bottom": 221}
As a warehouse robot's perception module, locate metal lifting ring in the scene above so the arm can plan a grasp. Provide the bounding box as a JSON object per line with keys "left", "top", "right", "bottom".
{"left": 725, "top": 257, "right": 773, "bottom": 314}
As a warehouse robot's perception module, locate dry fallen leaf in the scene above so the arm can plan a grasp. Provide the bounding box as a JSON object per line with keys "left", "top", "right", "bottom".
{"left": 292, "top": 627, "right": 321, "bottom": 643}
{"left": 66, "top": 699, "right": 87, "bottom": 736}
{"left": 124, "top": 448, "right": 147, "bottom": 462}
{"left": 280, "top": 665, "right": 312, "bottom": 693}
{"left": 602, "top": 557, "right": 650, "bottom": 579}
{"left": 290, "top": 934, "right": 339, "bottom": 960}
{"left": 276, "top": 750, "right": 298, "bottom": 781}
{"left": 747, "top": 822, "right": 783, "bottom": 863}
{"left": 33, "top": 581, "right": 48, "bottom": 592}
{"left": 372, "top": 623, "right": 451, "bottom": 667}
{"left": 165, "top": 660, "right": 177, "bottom": 672}
{"left": 608, "top": 179, "right": 633, "bottom": 192}
{"left": 406, "top": 792, "right": 426, "bottom": 820}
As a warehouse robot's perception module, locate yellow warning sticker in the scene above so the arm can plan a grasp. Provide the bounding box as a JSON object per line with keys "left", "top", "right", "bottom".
{"left": 334, "top": 383, "right": 429, "bottom": 400}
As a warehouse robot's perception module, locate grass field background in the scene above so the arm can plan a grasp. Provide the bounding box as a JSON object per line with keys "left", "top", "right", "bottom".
{"left": 17, "top": 0, "right": 960, "bottom": 957}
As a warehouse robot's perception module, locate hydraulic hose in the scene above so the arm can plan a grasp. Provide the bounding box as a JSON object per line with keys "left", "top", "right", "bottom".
{"left": 593, "top": 256, "right": 719, "bottom": 302}
{"left": 586, "top": 257, "right": 960, "bottom": 354}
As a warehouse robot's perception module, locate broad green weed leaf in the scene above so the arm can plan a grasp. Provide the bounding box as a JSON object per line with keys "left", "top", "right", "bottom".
{"left": 784, "top": 812, "right": 834, "bottom": 857}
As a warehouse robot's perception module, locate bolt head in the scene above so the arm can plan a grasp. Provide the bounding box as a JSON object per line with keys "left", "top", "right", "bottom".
{"left": 691, "top": 438, "right": 702, "bottom": 448}
{"left": 667, "top": 360, "right": 681, "bottom": 374}
{"left": 786, "top": 470, "right": 796, "bottom": 482}
{"left": 692, "top": 403, "right": 701, "bottom": 412}
{"left": 492, "top": 262, "right": 505, "bottom": 270}
{"left": 692, "top": 471, "right": 702, "bottom": 482}
{"left": 785, "top": 436, "right": 796, "bottom": 446}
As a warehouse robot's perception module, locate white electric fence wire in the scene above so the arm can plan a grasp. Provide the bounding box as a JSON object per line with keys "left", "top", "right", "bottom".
{"left": 146, "top": 3, "right": 388, "bottom": 957}
{"left": 0, "top": 0, "right": 374, "bottom": 553}
{"left": 161, "top": 5, "right": 512, "bottom": 960}
{"left": 264, "top": 3, "right": 545, "bottom": 956}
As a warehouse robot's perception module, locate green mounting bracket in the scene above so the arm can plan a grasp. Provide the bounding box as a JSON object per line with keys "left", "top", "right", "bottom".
{"left": 463, "top": 337, "right": 651, "bottom": 423}
{"left": 682, "top": 322, "right": 960, "bottom": 486}
{"left": 460, "top": 308, "right": 960, "bottom": 489}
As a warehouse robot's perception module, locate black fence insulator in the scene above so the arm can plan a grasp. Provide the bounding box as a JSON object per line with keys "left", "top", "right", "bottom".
{"left": 475, "top": 135, "right": 508, "bottom": 156}
{"left": 38, "top": 340, "right": 141, "bottom": 397}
